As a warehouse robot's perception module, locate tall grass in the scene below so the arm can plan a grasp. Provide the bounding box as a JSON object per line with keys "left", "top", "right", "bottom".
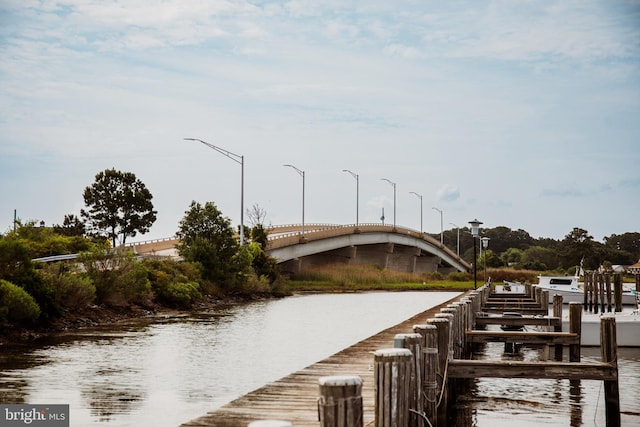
{"left": 285, "top": 264, "right": 546, "bottom": 292}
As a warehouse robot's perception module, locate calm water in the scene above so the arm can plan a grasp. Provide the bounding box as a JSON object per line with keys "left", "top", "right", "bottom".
{"left": 1, "top": 292, "right": 638, "bottom": 427}
{"left": 0, "top": 292, "right": 458, "bottom": 426}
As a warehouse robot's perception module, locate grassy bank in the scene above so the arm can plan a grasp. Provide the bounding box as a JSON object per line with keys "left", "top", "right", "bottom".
{"left": 283, "top": 264, "right": 543, "bottom": 293}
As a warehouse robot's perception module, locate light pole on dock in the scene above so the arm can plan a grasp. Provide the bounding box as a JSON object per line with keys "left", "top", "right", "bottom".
{"left": 469, "top": 219, "right": 483, "bottom": 289}
{"left": 184, "top": 137, "right": 245, "bottom": 245}
{"left": 481, "top": 236, "right": 490, "bottom": 282}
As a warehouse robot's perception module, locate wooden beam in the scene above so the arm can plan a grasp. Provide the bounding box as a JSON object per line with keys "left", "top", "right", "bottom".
{"left": 448, "top": 360, "right": 617, "bottom": 381}
{"left": 465, "top": 330, "right": 578, "bottom": 345}
{"left": 474, "top": 316, "right": 561, "bottom": 327}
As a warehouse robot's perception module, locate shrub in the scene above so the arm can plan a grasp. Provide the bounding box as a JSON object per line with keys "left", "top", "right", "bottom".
{"left": 40, "top": 266, "right": 96, "bottom": 310}
{"left": 79, "top": 246, "right": 152, "bottom": 307}
{"left": 0, "top": 279, "right": 41, "bottom": 324}
{"left": 447, "top": 271, "right": 471, "bottom": 282}
{"left": 144, "top": 259, "right": 203, "bottom": 307}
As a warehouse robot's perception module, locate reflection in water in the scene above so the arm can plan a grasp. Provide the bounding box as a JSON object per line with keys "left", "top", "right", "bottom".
{"left": 0, "top": 292, "right": 459, "bottom": 427}
{"left": 450, "top": 341, "right": 640, "bottom": 426}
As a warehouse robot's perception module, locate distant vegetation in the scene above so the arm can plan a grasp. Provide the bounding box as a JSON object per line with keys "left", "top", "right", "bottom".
{"left": 2, "top": 168, "right": 639, "bottom": 332}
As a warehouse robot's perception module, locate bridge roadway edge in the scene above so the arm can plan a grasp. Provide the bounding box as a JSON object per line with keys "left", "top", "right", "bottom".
{"left": 181, "top": 291, "right": 466, "bottom": 427}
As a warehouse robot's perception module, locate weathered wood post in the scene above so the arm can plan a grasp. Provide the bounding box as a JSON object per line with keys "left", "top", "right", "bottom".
{"left": 613, "top": 273, "right": 622, "bottom": 312}
{"left": 374, "top": 348, "right": 413, "bottom": 427}
{"left": 593, "top": 272, "right": 600, "bottom": 313}
{"left": 318, "top": 375, "right": 363, "bottom": 427}
{"left": 553, "top": 294, "right": 563, "bottom": 361}
{"left": 583, "top": 272, "right": 590, "bottom": 310}
{"left": 598, "top": 273, "right": 606, "bottom": 314}
{"left": 569, "top": 302, "right": 582, "bottom": 362}
{"left": 441, "top": 307, "right": 460, "bottom": 358}
{"left": 605, "top": 273, "right": 612, "bottom": 313}
{"left": 600, "top": 316, "right": 620, "bottom": 426}
{"left": 426, "top": 317, "right": 451, "bottom": 426}
{"left": 248, "top": 421, "right": 293, "bottom": 427}
{"left": 535, "top": 286, "right": 542, "bottom": 304}
{"left": 413, "top": 324, "right": 438, "bottom": 427}
{"left": 394, "top": 333, "right": 424, "bottom": 427}
{"left": 540, "top": 288, "right": 549, "bottom": 307}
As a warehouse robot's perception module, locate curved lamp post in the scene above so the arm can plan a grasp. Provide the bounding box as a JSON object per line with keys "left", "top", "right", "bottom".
{"left": 343, "top": 169, "right": 359, "bottom": 228}
{"left": 469, "top": 219, "right": 483, "bottom": 289}
{"left": 409, "top": 191, "right": 423, "bottom": 234}
{"left": 450, "top": 222, "right": 460, "bottom": 257}
{"left": 432, "top": 207, "right": 443, "bottom": 244}
{"left": 381, "top": 178, "right": 396, "bottom": 229}
{"left": 284, "top": 164, "right": 305, "bottom": 239}
{"left": 185, "top": 137, "right": 245, "bottom": 245}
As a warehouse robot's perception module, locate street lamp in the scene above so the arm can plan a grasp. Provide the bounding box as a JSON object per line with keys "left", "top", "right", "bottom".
{"left": 409, "top": 192, "right": 423, "bottom": 234}
{"left": 468, "top": 219, "right": 483, "bottom": 289}
{"left": 432, "top": 207, "right": 443, "bottom": 244}
{"left": 381, "top": 178, "right": 396, "bottom": 229}
{"left": 481, "top": 237, "right": 490, "bottom": 282}
{"left": 284, "top": 164, "right": 305, "bottom": 239}
{"left": 450, "top": 222, "right": 460, "bottom": 257}
{"left": 185, "top": 137, "right": 245, "bottom": 245}
{"left": 343, "top": 169, "right": 359, "bottom": 228}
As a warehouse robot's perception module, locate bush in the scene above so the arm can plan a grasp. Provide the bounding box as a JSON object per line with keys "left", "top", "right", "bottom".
{"left": 447, "top": 271, "right": 471, "bottom": 282}
{"left": 143, "top": 259, "right": 203, "bottom": 307}
{"left": 0, "top": 279, "right": 41, "bottom": 324}
{"left": 79, "top": 246, "right": 152, "bottom": 307}
{"left": 40, "top": 266, "right": 96, "bottom": 310}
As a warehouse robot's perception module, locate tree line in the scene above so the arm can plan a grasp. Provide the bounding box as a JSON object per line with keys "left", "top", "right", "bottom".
{"left": 1, "top": 169, "right": 281, "bottom": 328}
{"left": 434, "top": 226, "right": 640, "bottom": 273}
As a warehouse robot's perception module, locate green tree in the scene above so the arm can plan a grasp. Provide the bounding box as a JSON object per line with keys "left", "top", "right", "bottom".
{"left": 559, "top": 227, "right": 595, "bottom": 269}
{"left": 520, "top": 246, "right": 559, "bottom": 271}
{"left": 53, "top": 214, "right": 86, "bottom": 237}
{"left": 176, "top": 201, "right": 240, "bottom": 290}
{"left": 501, "top": 248, "right": 524, "bottom": 266}
{"left": 81, "top": 169, "right": 157, "bottom": 247}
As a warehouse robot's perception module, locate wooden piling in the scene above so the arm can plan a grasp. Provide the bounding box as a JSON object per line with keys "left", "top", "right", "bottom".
{"left": 569, "top": 302, "right": 582, "bottom": 362}
{"left": 613, "top": 273, "right": 622, "bottom": 312}
{"left": 583, "top": 273, "right": 590, "bottom": 310}
{"left": 552, "top": 294, "right": 563, "bottom": 361}
{"left": 374, "top": 348, "right": 413, "bottom": 427}
{"left": 393, "top": 333, "right": 424, "bottom": 427}
{"left": 605, "top": 273, "right": 612, "bottom": 313}
{"left": 598, "top": 273, "right": 606, "bottom": 314}
{"left": 600, "top": 316, "right": 620, "bottom": 427}
{"left": 318, "top": 375, "right": 363, "bottom": 427}
{"left": 426, "top": 317, "right": 450, "bottom": 426}
{"left": 413, "top": 325, "right": 438, "bottom": 427}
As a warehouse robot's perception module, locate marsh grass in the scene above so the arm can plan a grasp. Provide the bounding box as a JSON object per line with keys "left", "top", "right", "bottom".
{"left": 285, "top": 264, "right": 543, "bottom": 292}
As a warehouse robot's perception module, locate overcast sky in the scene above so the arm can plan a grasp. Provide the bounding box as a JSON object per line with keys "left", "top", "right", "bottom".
{"left": 1, "top": 0, "right": 639, "bottom": 244}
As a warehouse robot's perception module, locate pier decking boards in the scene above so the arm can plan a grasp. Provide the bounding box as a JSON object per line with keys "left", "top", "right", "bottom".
{"left": 183, "top": 284, "right": 621, "bottom": 427}
{"left": 181, "top": 296, "right": 462, "bottom": 427}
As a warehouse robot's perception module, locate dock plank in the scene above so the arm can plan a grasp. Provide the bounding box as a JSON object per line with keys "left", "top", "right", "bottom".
{"left": 181, "top": 293, "right": 464, "bottom": 427}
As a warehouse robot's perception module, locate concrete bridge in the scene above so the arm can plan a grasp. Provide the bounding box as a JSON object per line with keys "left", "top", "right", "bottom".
{"left": 130, "top": 224, "right": 470, "bottom": 274}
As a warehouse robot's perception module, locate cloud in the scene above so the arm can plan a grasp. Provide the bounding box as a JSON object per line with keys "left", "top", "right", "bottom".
{"left": 437, "top": 185, "right": 460, "bottom": 202}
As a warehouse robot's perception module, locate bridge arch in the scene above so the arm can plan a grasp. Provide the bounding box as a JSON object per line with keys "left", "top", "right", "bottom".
{"left": 266, "top": 224, "right": 470, "bottom": 275}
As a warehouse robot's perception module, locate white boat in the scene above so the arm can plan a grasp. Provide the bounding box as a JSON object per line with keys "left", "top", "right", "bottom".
{"left": 558, "top": 309, "right": 640, "bottom": 347}
{"left": 537, "top": 275, "right": 638, "bottom": 306}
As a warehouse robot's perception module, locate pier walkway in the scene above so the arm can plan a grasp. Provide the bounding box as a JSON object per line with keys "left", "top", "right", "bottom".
{"left": 181, "top": 293, "right": 465, "bottom": 427}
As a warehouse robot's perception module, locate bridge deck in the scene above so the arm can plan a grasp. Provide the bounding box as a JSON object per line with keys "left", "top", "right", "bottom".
{"left": 181, "top": 293, "right": 464, "bottom": 427}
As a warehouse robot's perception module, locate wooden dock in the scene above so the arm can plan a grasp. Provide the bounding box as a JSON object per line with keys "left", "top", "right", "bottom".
{"left": 183, "top": 285, "right": 621, "bottom": 427}
{"left": 182, "top": 295, "right": 464, "bottom": 427}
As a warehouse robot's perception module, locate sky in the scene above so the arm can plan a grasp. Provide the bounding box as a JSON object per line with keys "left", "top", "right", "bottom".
{"left": 1, "top": 0, "right": 639, "bottom": 244}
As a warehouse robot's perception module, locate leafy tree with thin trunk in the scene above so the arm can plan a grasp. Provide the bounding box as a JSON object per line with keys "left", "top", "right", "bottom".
{"left": 176, "top": 201, "right": 240, "bottom": 290}
{"left": 81, "top": 169, "right": 157, "bottom": 247}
